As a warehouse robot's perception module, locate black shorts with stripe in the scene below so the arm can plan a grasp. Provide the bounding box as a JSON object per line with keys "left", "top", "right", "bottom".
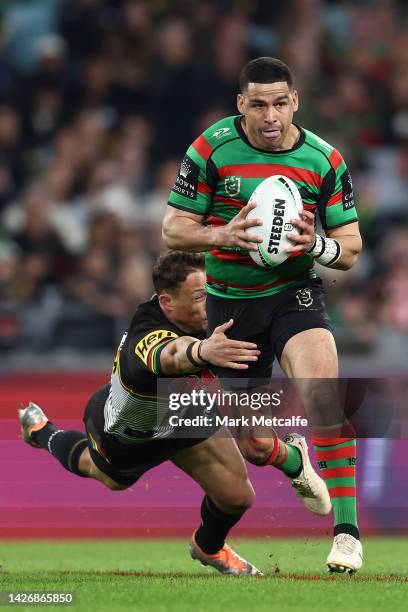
{"left": 83, "top": 385, "right": 216, "bottom": 487}
{"left": 206, "top": 278, "right": 332, "bottom": 384}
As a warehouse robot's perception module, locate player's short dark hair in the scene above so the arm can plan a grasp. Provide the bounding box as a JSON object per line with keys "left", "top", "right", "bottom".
{"left": 239, "top": 57, "right": 294, "bottom": 92}
{"left": 152, "top": 250, "right": 205, "bottom": 295}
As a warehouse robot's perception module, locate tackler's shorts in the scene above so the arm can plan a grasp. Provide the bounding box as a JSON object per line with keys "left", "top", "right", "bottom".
{"left": 206, "top": 278, "right": 332, "bottom": 384}
{"left": 83, "top": 385, "right": 214, "bottom": 486}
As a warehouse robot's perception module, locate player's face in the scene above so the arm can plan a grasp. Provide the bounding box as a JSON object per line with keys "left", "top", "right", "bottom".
{"left": 169, "top": 270, "right": 207, "bottom": 333}
{"left": 237, "top": 82, "right": 299, "bottom": 151}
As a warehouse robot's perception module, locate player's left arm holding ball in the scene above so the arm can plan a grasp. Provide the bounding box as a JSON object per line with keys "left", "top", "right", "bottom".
{"left": 286, "top": 156, "right": 362, "bottom": 270}
{"left": 287, "top": 212, "right": 362, "bottom": 270}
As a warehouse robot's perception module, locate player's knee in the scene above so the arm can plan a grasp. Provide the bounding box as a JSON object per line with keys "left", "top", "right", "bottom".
{"left": 215, "top": 478, "right": 255, "bottom": 514}
{"left": 304, "top": 382, "right": 340, "bottom": 424}
{"left": 96, "top": 470, "right": 129, "bottom": 491}
{"left": 78, "top": 448, "right": 93, "bottom": 476}
{"left": 240, "top": 482, "right": 256, "bottom": 510}
{"left": 103, "top": 480, "right": 129, "bottom": 491}
{"left": 97, "top": 472, "right": 129, "bottom": 491}
{"left": 305, "top": 381, "right": 336, "bottom": 406}
{"left": 87, "top": 458, "right": 129, "bottom": 491}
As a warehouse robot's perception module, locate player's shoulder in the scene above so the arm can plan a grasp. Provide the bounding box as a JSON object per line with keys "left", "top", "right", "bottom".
{"left": 302, "top": 128, "right": 346, "bottom": 172}
{"left": 127, "top": 297, "right": 181, "bottom": 367}
{"left": 202, "top": 115, "right": 240, "bottom": 146}
{"left": 303, "top": 128, "right": 335, "bottom": 155}
{"left": 189, "top": 116, "right": 239, "bottom": 161}
{"left": 130, "top": 296, "right": 178, "bottom": 334}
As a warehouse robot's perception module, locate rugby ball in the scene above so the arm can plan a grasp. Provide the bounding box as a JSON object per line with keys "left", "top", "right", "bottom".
{"left": 246, "top": 175, "right": 303, "bottom": 268}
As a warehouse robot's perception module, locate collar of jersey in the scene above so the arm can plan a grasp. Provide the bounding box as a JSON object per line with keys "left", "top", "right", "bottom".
{"left": 234, "top": 116, "right": 305, "bottom": 155}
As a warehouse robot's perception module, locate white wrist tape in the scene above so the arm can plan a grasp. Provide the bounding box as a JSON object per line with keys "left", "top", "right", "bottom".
{"left": 308, "top": 234, "right": 342, "bottom": 267}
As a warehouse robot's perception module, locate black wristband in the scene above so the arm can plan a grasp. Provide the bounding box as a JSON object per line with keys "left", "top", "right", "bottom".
{"left": 186, "top": 341, "right": 204, "bottom": 368}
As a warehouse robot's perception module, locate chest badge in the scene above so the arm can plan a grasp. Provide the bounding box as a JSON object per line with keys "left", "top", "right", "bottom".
{"left": 225, "top": 176, "right": 241, "bottom": 197}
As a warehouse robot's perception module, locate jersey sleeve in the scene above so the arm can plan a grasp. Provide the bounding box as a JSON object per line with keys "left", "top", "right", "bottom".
{"left": 133, "top": 327, "right": 179, "bottom": 375}
{"left": 167, "top": 133, "right": 216, "bottom": 216}
{"left": 317, "top": 149, "right": 358, "bottom": 230}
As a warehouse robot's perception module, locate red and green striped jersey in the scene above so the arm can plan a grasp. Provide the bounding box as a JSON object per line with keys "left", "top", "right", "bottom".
{"left": 168, "top": 115, "right": 358, "bottom": 299}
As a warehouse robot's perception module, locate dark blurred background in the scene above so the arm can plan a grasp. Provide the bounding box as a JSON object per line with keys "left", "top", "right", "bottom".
{"left": 0, "top": 0, "right": 407, "bottom": 372}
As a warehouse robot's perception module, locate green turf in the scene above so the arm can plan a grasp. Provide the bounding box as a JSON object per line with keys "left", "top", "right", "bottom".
{"left": 0, "top": 539, "right": 406, "bottom": 611}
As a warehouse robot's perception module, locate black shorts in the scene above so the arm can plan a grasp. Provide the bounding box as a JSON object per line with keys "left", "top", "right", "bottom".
{"left": 83, "top": 385, "right": 211, "bottom": 487}
{"left": 206, "top": 278, "right": 332, "bottom": 382}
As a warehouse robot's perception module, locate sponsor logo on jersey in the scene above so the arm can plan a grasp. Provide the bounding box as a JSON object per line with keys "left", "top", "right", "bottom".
{"left": 135, "top": 330, "right": 178, "bottom": 364}
{"left": 225, "top": 176, "right": 241, "bottom": 196}
{"left": 267, "top": 199, "right": 286, "bottom": 255}
{"left": 172, "top": 155, "right": 199, "bottom": 200}
{"left": 295, "top": 288, "right": 313, "bottom": 308}
{"left": 341, "top": 170, "right": 355, "bottom": 211}
{"left": 212, "top": 127, "right": 231, "bottom": 139}
{"left": 180, "top": 157, "right": 193, "bottom": 178}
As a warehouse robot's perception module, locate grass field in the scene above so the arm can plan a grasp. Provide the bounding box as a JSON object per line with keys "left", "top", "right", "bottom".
{"left": 0, "top": 538, "right": 407, "bottom": 611}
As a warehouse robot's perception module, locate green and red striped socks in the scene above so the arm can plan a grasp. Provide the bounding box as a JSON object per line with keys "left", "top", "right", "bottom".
{"left": 265, "top": 437, "right": 303, "bottom": 477}
{"left": 313, "top": 437, "right": 359, "bottom": 539}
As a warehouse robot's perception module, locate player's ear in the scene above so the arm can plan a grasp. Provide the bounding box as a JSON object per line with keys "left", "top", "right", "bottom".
{"left": 237, "top": 93, "right": 245, "bottom": 114}
{"left": 158, "top": 292, "right": 173, "bottom": 313}
{"left": 291, "top": 89, "right": 299, "bottom": 112}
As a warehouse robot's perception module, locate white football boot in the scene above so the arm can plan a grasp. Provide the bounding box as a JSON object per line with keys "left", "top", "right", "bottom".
{"left": 327, "top": 533, "right": 363, "bottom": 574}
{"left": 284, "top": 433, "right": 332, "bottom": 516}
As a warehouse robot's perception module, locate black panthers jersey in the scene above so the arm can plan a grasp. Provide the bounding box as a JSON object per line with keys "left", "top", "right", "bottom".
{"left": 104, "top": 296, "right": 206, "bottom": 442}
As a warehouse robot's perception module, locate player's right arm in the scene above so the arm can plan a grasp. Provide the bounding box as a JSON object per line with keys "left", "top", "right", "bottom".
{"left": 162, "top": 136, "right": 262, "bottom": 252}
{"left": 162, "top": 204, "right": 263, "bottom": 252}
{"left": 159, "top": 319, "right": 259, "bottom": 374}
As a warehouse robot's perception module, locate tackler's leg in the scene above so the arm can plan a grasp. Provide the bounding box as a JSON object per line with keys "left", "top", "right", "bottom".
{"left": 19, "top": 401, "right": 128, "bottom": 491}
{"left": 172, "top": 432, "right": 263, "bottom": 576}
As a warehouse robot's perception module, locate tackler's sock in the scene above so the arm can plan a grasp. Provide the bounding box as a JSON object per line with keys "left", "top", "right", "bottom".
{"left": 32, "top": 424, "right": 88, "bottom": 477}
{"left": 194, "top": 496, "right": 246, "bottom": 554}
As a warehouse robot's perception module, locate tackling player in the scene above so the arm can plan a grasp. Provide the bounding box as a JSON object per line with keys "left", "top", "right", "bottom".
{"left": 19, "top": 251, "right": 328, "bottom": 576}
{"left": 163, "top": 57, "right": 363, "bottom": 573}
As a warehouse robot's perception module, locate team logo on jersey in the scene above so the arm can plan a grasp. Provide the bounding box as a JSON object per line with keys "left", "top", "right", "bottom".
{"left": 172, "top": 155, "right": 199, "bottom": 200}
{"left": 212, "top": 127, "right": 231, "bottom": 139}
{"left": 341, "top": 170, "right": 355, "bottom": 211}
{"left": 135, "top": 330, "right": 178, "bottom": 365}
{"left": 295, "top": 288, "right": 313, "bottom": 308}
{"left": 225, "top": 176, "right": 241, "bottom": 196}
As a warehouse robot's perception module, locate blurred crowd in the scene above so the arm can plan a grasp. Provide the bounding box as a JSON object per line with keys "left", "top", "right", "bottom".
{"left": 0, "top": 0, "right": 407, "bottom": 361}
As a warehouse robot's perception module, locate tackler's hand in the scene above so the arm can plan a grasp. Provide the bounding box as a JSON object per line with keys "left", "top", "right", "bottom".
{"left": 200, "top": 319, "right": 260, "bottom": 370}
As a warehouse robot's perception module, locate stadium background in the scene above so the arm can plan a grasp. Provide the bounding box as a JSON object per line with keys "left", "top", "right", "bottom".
{"left": 1, "top": 0, "right": 407, "bottom": 538}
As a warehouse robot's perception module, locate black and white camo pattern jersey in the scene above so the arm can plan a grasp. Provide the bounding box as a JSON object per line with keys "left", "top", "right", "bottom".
{"left": 103, "top": 296, "right": 206, "bottom": 443}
